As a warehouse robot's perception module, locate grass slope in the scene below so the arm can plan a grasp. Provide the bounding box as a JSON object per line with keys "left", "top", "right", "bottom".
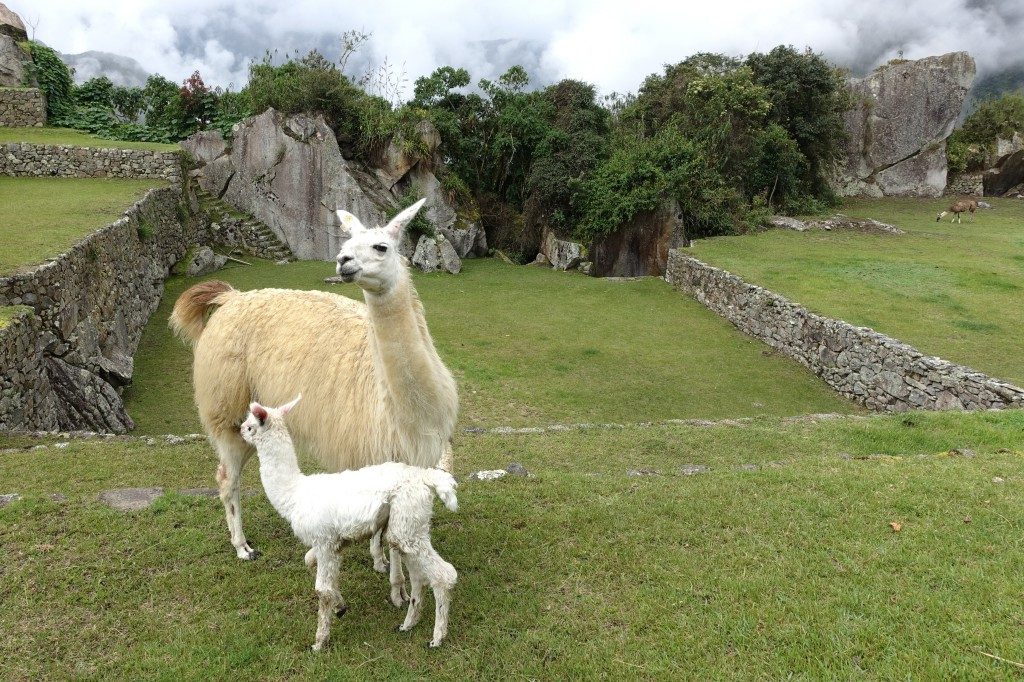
{"left": 0, "top": 177, "right": 164, "bottom": 275}
{"left": 2, "top": 410, "right": 1024, "bottom": 678}
{"left": 0, "top": 126, "right": 179, "bottom": 152}
{"left": 124, "top": 258, "right": 855, "bottom": 434}
{"left": 692, "top": 197, "right": 1024, "bottom": 384}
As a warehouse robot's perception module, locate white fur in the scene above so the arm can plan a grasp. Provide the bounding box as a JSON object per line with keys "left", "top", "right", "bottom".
{"left": 241, "top": 397, "right": 458, "bottom": 651}
{"left": 169, "top": 197, "right": 457, "bottom": 562}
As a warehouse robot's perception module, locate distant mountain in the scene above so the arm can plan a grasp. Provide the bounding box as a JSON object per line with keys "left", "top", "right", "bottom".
{"left": 967, "top": 64, "right": 1024, "bottom": 111}
{"left": 60, "top": 50, "right": 150, "bottom": 87}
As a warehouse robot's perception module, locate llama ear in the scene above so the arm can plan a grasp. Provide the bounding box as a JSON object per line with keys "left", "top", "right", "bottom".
{"left": 250, "top": 403, "right": 269, "bottom": 425}
{"left": 383, "top": 198, "right": 427, "bottom": 240}
{"left": 336, "top": 210, "right": 365, "bottom": 234}
{"left": 280, "top": 394, "right": 302, "bottom": 415}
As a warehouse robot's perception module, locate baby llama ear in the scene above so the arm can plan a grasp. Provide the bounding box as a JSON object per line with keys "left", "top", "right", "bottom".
{"left": 250, "top": 403, "right": 269, "bottom": 425}
{"left": 280, "top": 394, "right": 302, "bottom": 415}
{"left": 336, "top": 210, "right": 366, "bottom": 234}
{"left": 383, "top": 198, "right": 427, "bottom": 240}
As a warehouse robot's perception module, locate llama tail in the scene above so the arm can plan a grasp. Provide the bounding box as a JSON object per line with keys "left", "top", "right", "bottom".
{"left": 425, "top": 469, "right": 458, "bottom": 512}
{"left": 169, "top": 280, "right": 236, "bottom": 344}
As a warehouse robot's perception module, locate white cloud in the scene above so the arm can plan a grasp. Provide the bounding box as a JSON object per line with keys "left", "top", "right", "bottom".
{"left": 13, "top": 0, "right": 1024, "bottom": 94}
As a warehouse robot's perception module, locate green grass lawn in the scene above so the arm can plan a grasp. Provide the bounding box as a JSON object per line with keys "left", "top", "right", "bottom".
{"left": 123, "top": 258, "right": 856, "bottom": 434}
{"left": 0, "top": 126, "right": 179, "bottom": 152}
{"left": 3, "top": 409, "right": 1024, "bottom": 678}
{"left": 692, "top": 197, "right": 1024, "bottom": 385}
{"left": 0, "top": 177, "right": 165, "bottom": 275}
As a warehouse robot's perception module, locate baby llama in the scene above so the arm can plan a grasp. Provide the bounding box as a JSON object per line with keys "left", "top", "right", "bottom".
{"left": 240, "top": 396, "right": 458, "bottom": 651}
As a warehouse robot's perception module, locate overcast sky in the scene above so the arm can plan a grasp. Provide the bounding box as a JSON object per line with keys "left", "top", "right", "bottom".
{"left": 14, "top": 0, "right": 1024, "bottom": 95}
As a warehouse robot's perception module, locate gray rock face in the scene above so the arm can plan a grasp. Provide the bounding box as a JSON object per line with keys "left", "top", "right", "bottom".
{"left": 837, "top": 52, "right": 976, "bottom": 197}
{"left": 188, "top": 110, "right": 466, "bottom": 271}
{"left": 589, "top": 199, "right": 688, "bottom": 277}
{"left": 0, "top": 34, "right": 27, "bottom": 87}
{"left": 439, "top": 222, "right": 486, "bottom": 258}
{"left": 0, "top": 3, "right": 27, "bottom": 41}
{"left": 769, "top": 216, "right": 808, "bottom": 231}
{"left": 541, "top": 229, "right": 585, "bottom": 271}
{"left": 180, "top": 130, "right": 227, "bottom": 166}
{"left": 186, "top": 246, "right": 227, "bottom": 276}
{"left": 412, "top": 234, "right": 462, "bottom": 274}
{"left": 984, "top": 149, "right": 1024, "bottom": 197}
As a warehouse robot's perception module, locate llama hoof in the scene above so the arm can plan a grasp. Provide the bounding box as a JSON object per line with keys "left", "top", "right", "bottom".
{"left": 374, "top": 561, "right": 390, "bottom": 574}
{"left": 428, "top": 639, "right": 443, "bottom": 649}
{"left": 311, "top": 642, "right": 324, "bottom": 652}
{"left": 335, "top": 604, "right": 349, "bottom": 618}
{"left": 395, "top": 624, "right": 411, "bottom": 634}
{"left": 236, "top": 545, "right": 260, "bottom": 561}
{"left": 390, "top": 591, "right": 407, "bottom": 608}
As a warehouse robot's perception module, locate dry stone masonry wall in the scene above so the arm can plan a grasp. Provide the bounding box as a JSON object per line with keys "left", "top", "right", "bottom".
{"left": 665, "top": 250, "right": 1024, "bottom": 412}
{"left": 0, "top": 87, "right": 45, "bottom": 126}
{"left": 0, "top": 187, "right": 199, "bottom": 432}
{"left": 0, "top": 142, "right": 182, "bottom": 182}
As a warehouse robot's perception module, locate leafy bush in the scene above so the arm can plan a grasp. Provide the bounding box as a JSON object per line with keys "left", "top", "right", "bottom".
{"left": 24, "top": 41, "right": 74, "bottom": 119}
{"left": 947, "top": 91, "right": 1024, "bottom": 172}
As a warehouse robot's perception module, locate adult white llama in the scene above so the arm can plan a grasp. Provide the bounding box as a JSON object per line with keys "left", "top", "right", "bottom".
{"left": 170, "top": 199, "right": 458, "bottom": 561}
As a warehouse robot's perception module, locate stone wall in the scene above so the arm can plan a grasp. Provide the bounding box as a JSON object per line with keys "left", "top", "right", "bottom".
{"left": 0, "top": 142, "right": 181, "bottom": 182}
{"left": 0, "top": 187, "right": 200, "bottom": 432}
{"left": 665, "top": 250, "right": 1024, "bottom": 412}
{"left": 0, "top": 87, "right": 45, "bottom": 126}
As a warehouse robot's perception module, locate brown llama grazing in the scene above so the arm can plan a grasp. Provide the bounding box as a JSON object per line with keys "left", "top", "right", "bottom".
{"left": 170, "top": 199, "right": 458, "bottom": 564}
{"left": 936, "top": 199, "right": 978, "bottom": 224}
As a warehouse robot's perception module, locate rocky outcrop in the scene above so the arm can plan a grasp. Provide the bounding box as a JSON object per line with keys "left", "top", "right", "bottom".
{"left": 983, "top": 148, "right": 1024, "bottom": 197}
{"left": 0, "top": 3, "right": 28, "bottom": 88}
{"left": 185, "top": 246, "right": 227, "bottom": 276}
{"left": 838, "top": 52, "right": 976, "bottom": 197}
{"left": 184, "top": 109, "right": 476, "bottom": 272}
{"left": 0, "top": 187, "right": 201, "bottom": 432}
{"left": 412, "top": 234, "right": 461, "bottom": 274}
{"left": 540, "top": 228, "right": 586, "bottom": 271}
{"left": 590, "top": 199, "right": 688, "bottom": 277}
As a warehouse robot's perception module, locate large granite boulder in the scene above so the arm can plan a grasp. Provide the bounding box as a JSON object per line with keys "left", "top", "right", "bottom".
{"left": 984, "top": 149, "right": 1024, "bottom": 197}
{"left": 589, "top": 199, "right": 688, "bottom": 277}
{"left": 0, "top": 34, "right": 27, "bottom": 87}
{"left": 412, "top": 234, "right": 462, "bottom": 274}
{"left": 540, "top": 228, "right": 585, "bottom": 271}
{"left": 185, "top": 110, "right": 468, "bottom": 270}
{"left": 0, "top": 3, "right": 27, "bottom": 41}
{"left": 837, "top": 52, "right": 976, "bottom": 198}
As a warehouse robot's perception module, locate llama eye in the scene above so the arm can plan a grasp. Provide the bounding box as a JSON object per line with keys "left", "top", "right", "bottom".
{"left": 373, "top": 244, "right": 388, "bottom": 253}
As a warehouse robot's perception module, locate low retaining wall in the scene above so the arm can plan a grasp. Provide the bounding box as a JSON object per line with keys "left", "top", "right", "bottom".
{"left": 0, "top": 187, "right": 200, "bottom": 432}
{"left": 0, "top": 142, "right": 182, "bottom": 182}
{"left": 665, "top": 250, "right": 1024, "bottom": 412}
{"left": 0, "top": 87, "right": 45, "bottom": 127}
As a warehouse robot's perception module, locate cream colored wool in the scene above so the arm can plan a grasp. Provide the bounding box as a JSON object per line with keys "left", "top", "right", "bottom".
{"left": 170, "top": 199, "right": 458, "bottom": 561}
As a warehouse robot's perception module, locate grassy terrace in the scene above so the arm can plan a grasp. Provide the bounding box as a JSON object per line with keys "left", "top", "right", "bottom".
{"left": 692, "top": 197, "right": 1024, "bottom": 385}
{"left": 123, "top": 258, "right": 856, "bottom": 434}
{"left": 3, "top": 410, "right": 1024, "bottom": 678}
{"left": 0, "top": 126, "right": 179, "bottom": 152}
{"left": 0, "top": 177, "right": 164, "bottom": 275}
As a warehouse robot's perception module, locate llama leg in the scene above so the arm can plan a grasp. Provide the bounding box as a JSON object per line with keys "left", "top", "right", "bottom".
{"left": 305, "top": 547, "right": 317, "bottom": 574}
{"left": 397, "top": 554, "right": 427, "bottom": 633}
{"left": 214, "top": 436, "right": 257, "bottom": 560}
{"left": 420, "top": 547, "right": 458, "bottom": 648}
{"left": 389, "top": 548, "right": 408, "bottom": 608}
{"left": 312, "top": 547, "right": 345, "bottom": 652}
{"left": 438, "top": 440, "right": 454, "bottom": 473}
{"left": 370, "top": 531, "right": 388, "bottom": 573}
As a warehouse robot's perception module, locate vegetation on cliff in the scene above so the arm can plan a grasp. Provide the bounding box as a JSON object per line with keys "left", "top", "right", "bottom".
{"left": 26, "top": 38, "right": 850, "bottom": 257}
{"left": 947, "top": 91, "right": 1024, "bottom": 173}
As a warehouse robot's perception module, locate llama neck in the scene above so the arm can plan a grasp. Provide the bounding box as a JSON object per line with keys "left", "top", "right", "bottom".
{"left": 256, "top": 432, "right": 303, "bottom": 520}
{"left": 364, "top": 269, "right": 457, "bottom": 434}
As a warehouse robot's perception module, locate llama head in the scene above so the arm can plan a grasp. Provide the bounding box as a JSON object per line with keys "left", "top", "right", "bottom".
{"left": 240, "top": 395, "right": 302, "bottom": 445}
{"left": 936, "top": 211, "right": 947, "bottom": 221}
{"left": 334, "top": 198, "right": 427, "bottom": 294}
